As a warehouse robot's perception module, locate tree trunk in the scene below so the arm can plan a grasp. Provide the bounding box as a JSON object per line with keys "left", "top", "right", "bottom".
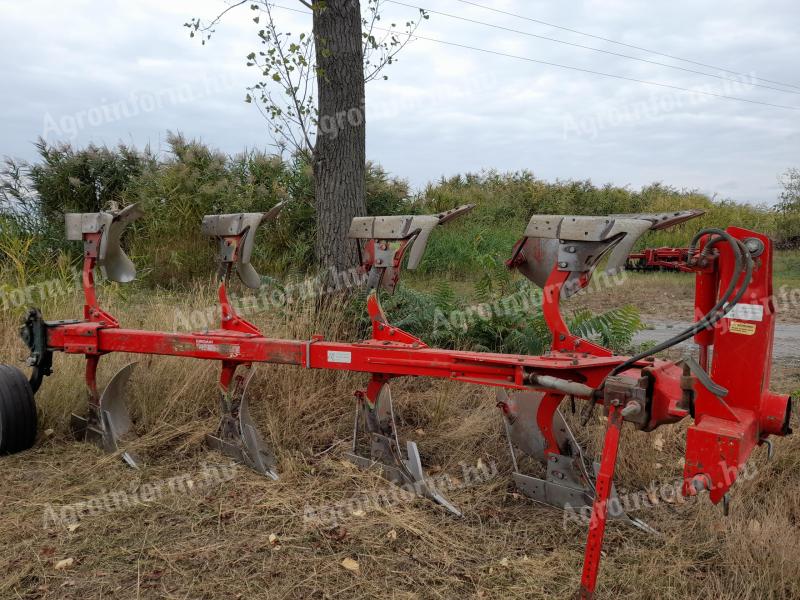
{"left": 312, "top": 0, "right": 367, "bottom": 276}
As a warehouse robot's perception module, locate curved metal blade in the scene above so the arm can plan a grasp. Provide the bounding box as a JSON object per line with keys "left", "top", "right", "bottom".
{"left": 512, "top": 210, "right": 705, "bottom": 298}
{"left": 344, "top": 382, "right": 461, "bottom": 516}
{"left": 99, "top": 361, "right": 140, "bottom": 468}
{"left": 101, "top": 204, "right": 143, "bottom": 283}
{"left": 239, "top": 389, "right": 279, "bottom": 479}
{"left": 498, "top": 389, "right": 652, "bottom": 531}
{"left": 206, "top": 365, "right": 279, "bottom": 480}
{"left": 498, "top": 389, "right": 570, "bottom": 460}
{"left": 237, "top": 261, "right": 262, "bottom": 290}
{"left": 71, "top": 361, "right": 141, "bottom": 468}
{"left": 99, "top": 362, "right": 136, "bottom": 438}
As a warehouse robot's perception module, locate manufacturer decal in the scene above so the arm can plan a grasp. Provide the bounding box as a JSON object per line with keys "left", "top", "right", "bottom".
{"left": 327, "top": 350, "right": 352, "bottom": 364}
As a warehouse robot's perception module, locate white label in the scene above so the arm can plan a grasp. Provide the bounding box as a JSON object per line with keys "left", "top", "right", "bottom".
{"left": 725, "top": 303, "right": 764, "bottom": 322}
{"left": 196, "top": 340, "right": 240, "bottom": 357}
{"left": 327, "top": 350, "right": 352, "bottom": 364}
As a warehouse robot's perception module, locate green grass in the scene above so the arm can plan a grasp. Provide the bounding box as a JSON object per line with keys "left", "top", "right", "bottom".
{"left": 774, "top": 250, "right": 800, "bottom": 286}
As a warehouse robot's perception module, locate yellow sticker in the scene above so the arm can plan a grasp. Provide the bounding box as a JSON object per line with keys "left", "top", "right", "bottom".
{"left": 729, "top": 321, "right": 756, "bottom": 335}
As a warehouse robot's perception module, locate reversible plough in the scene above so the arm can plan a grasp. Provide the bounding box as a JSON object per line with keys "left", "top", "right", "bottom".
{"left": 1, "top": 203, "right": 793, "bottom": 598}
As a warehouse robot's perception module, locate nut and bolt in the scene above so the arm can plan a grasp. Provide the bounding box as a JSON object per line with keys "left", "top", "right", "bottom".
{"left": 620, "top": 401, "right": 642, "bottom": 418}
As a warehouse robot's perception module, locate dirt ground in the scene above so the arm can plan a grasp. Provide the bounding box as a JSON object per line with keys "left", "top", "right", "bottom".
{"left": 572, "top": 271, "right": 800, "bottom": 324}
{"left": 1, "top": 279, "right": 799, "bottom": 600}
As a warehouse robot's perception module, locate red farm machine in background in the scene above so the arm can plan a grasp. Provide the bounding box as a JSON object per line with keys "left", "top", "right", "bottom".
{"left": 0, "top": 203, "right": 792, "bottom": 598}
{"left": 626, "top": 246, "right": 693, "bottom": 272}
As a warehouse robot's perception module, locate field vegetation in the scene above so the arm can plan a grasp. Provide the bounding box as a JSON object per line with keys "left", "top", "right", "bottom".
{"left": 1, "top": 137, "right": 799, "bottom": 598}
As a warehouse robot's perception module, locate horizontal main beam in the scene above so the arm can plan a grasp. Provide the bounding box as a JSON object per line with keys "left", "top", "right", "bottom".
{"left": 47, "top": 325, "right": 629, "bottom": 394}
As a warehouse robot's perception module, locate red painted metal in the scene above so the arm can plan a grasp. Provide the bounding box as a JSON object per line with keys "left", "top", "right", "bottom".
{"left": 626, "top": 247, "right": 693, "bottom": 272}
{"left": 579, "top": 404, "right": 624, "bottom": 598}
{"left": 542, "top": 269, "right": 612, "bottom": 356}
{"left": 683, "top": 228, "right": 790, "bottom": 503}
{"left": 35, "top": 222, "right": 792, "bottom": 598}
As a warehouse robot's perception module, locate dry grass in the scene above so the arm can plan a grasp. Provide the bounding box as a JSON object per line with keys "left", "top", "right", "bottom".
{"left": 1, "top": 283, "right": 799, "bottom": 599}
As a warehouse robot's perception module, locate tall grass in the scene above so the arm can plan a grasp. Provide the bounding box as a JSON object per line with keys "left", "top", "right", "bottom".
{"left": 1, "top": 279, "right": 799, "bottom": 599}
{"left": 413, "top": 173, "right": 779, "bottom": 276}
{"left": 2, "top": 140, "right": 793, "bottom": 290}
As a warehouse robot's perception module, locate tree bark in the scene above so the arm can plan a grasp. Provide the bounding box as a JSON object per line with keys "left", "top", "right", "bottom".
{"left": 312, "top": 0, "right": 367, "bottom": 275}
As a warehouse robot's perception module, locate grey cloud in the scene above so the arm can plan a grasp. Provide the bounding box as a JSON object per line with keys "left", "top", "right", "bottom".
{"left": 1, "top": 0, "right": 798, "bottom": 204}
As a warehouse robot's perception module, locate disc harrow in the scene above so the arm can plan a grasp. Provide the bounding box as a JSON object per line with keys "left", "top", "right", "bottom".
{"left": 3, "top": 203, "right": 793, "bottom": 598}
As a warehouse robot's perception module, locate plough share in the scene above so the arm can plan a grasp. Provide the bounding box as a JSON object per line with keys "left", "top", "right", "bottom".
{"left": 3, "top": 203, "right": 792, "bottom": 598}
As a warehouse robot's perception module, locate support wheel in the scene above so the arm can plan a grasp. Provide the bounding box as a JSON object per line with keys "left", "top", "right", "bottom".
{"left": 0, "top": 364, "right": 37, "bottom": 454}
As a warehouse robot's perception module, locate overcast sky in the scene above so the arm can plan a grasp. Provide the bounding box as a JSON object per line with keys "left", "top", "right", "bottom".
{"left": 1, "top": 0, "right": 798, "bottom": 204}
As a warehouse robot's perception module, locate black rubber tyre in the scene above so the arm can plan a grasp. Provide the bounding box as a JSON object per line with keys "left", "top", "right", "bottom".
{"left": 0, "top": 364, "right": 37, "bottom": 455}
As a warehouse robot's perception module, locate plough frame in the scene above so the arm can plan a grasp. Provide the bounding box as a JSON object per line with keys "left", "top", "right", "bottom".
{"left": 5, "top": 203, "right": 793, "bottom": 598}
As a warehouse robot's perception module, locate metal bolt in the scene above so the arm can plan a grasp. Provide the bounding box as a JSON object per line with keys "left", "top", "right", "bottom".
{"left": 620, "top": 401, "right": 641, "bottom": 418}
{"left": 558, "top": 261, "right": 568, "bottom": 268}
{"left": 691, "top": 477, "right": 708, "bottom": 494}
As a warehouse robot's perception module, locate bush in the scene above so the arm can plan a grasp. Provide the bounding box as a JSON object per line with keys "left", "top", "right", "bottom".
{"left": 411, "top": 172, "right": 780, "bottom": 276}
{"left": 777, "top": 168, "right": 800, "bottom": 246}
{"left": 0, "top": 134, "right": 411, "bottom": 286}
{"left": 1, "top": 137, "right": 792, "bottom": 289}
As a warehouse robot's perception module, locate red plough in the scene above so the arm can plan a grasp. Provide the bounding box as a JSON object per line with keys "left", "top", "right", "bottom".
{"left": 626, "top": 246, "right": 694, "bottom": 272}
{"left": 3, "top": 204, "right": 792, "bottom": 597}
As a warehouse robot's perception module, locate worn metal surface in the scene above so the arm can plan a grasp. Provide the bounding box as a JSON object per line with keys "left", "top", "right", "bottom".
{"left": 21, "top": 207, "right": 791, "bottom": 598}
{"left": 515, "top": 210, "right": 704, "bottom": 297}
{"left": 70, "top": 361, "right": 140, "bottom": 468}
{"left": 206, "top": 364, "right": 278, "bottom": 479}
{"left": 64, "top": 204, "right": 143, "bottom": 283}
{"left": 344, "top": 382, "right": 461, "bottom": 516}
{"left": 201, "top": 202, "right": 285, "bottom": 289}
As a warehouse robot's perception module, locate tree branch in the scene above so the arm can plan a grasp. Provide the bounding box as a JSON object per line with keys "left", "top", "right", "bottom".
{"left": 198, "top": 0, "right": 249, "bottom": 31}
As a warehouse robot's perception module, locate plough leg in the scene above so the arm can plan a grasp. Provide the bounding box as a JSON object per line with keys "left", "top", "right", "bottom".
{"left": 578, "top": 405, "right": 624, "bottom": 599}
{"left": 206, "top": 363, "right": 278, "bottom": 479}
{"left": 71, "top": 360, "right": 141, "bottom": 468}
{"left": 497, "top": 389, "right": 649, "bottom": 531}
{"left": 343, "top": 377, "right": 461, "bottom": 516}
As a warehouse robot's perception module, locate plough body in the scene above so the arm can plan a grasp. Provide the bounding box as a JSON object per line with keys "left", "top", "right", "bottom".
{"left": 4, "top": 204, "right": 792, "bottom": 598}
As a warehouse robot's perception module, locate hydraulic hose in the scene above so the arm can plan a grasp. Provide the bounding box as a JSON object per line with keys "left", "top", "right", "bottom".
{"left": 606, "top": 228, "right": 754, "bottom": 379}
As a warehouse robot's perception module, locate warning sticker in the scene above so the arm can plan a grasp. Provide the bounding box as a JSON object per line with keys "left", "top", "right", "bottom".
{"left": 729, "top": 321, "right": 756, "bottom": 336}
{"left": 327, "top": 350, "right": 352, "bottom": 364}
{"left": 725, "top": 303, "right": 764, "bottom": 322}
